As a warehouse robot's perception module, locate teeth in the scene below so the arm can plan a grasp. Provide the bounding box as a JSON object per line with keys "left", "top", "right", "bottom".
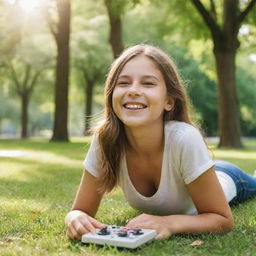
{"left": 125, "top": 104, "right": 145, "bottom": 109}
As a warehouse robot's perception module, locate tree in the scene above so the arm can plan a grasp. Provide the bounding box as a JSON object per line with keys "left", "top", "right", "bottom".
{"left": 1, "top": 41, "right": 50, "bottom": 138}
{"left": 146, "top": 0, "right": 255, "bottom": 146}
{"left": 7, "top": 62, "right": 42, "bottom": 138}
{"left": 43, "top": 0, "right": 71, "bottom": 141}
{"left": 190, "top": 0, "right": 256, "bottom": 147}
{"left": 71, "top": 0, "right": 111, "bottom": 134}
{"left": 104, "top": 0, "right": 125, "bottom": 58}
{"left": 74, "top": 45, "right": 110, "bottom": 134}
{"left": 0, "top": 1, "right": 50, "bottom": 138}
{"left": 103, "top": 0, "right": 139, "bottom": 58}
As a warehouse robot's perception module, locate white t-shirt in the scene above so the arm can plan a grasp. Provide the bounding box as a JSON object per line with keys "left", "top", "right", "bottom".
{"left": 83, "top": 121, "right": 236, "bottom": 215}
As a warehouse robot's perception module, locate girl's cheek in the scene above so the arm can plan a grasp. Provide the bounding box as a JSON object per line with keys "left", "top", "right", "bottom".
{"left": 112, "top": 89, "right": 123, "bottom": 103}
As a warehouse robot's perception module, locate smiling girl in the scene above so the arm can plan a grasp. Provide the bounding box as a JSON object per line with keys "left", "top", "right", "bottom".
{"left": 65, "top": 44, "right": 256, "bottom": 240}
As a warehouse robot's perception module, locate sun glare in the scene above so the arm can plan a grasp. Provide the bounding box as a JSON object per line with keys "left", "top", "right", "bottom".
{"left": 20, "top": 0, "right": 40, "bottom": 13}
{"left": 5, "top": 0, "right": 43, "bottom": 14}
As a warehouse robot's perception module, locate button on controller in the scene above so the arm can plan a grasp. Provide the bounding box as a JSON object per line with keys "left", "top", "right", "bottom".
{"left": 117, "top": 231, "right": 128, "bottom": 237}
{"left": 97, "top": 226, "right": 110, "bottom": 235}
{"left": 131, "top": 228, "right": 144, "bottom": 235}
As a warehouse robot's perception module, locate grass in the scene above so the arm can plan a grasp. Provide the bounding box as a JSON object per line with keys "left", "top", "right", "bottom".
{"left": 0, "top": 137, "right": 256, "bottom": 256}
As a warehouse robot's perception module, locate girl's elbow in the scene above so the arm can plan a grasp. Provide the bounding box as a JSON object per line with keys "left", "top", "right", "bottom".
{"left": 221, "top": 215, "right": 234, "bottom": 233}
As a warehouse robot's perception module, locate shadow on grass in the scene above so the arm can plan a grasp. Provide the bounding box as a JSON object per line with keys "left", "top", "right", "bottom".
{"left": 0, "top": 139, "right": 91, "bottom": 161}
{"left": 0, "top": 157, "right": 82, "bottom": 204}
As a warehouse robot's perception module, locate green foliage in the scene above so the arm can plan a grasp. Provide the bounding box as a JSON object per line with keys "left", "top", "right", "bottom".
{"left": 0, "top": 0, "right": 255, "bottom": 138}
{"left": 71, "top": 14, "right": 111, "bottom": 83}
{"left": 237, "top": 67, "right": 256, "bottom": 136}
{"left": 70, "top": 0, "right": 113, "bottom": 133}
{"left": 239, "top": 24, "right": 256, "bottom": 53}
{"left": 123, "top": 0, "right": 166, "bottom": 45}
{"left": 174, "top": 49, "right": 218, "bottom": 135}
{"left": 0, "top": 97, "right": 20, "bottom": 135}
{"left": 156, "top": 0, "right": 211, "bottom": 43}
{"left": 103, "top": 0, "right": 140, "bottom": 17}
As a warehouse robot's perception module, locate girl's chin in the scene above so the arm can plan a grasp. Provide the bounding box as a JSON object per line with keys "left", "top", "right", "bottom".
{"left": 121, "top": 118, "right": 165, "bottom": 130}
{"left": 121, "top": 118, "right": 156, "bottom": 128}
{"left": 121, "top": 120, "right": 147, "bottom": 128}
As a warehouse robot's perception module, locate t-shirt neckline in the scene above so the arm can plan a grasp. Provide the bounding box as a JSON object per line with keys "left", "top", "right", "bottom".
{"left": 122, "top": 125, "right": 168, "bottom": 200}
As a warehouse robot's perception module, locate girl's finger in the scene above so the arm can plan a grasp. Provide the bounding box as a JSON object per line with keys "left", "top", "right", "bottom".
{"left": 67, "top": 225, "right": 79, "bottom": 240}
{"left": 126, "top": 221, "right": 147, "bottom": 229}
{"left": 89, "top": 217, "right": 105, "bottom": 229}
{"left": 155, "top": 232, "right": 164, "bottom": 240}
{"left": 80, "top": 218, "right": 97, "bottom": 234}
{"left": 75, "top": 223, "right": 88, "bottom": 236}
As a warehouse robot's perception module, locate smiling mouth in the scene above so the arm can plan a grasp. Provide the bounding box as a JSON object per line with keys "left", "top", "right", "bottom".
{"left": 123, "top": 104, "right": 147, "bottom": 110}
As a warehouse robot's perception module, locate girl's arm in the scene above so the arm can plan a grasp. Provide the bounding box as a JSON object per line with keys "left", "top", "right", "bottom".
{"left": 65, "top": 170, "right": 105, "bottom": 240}
{"left": 126, "top": 167, "right": 234, "bottom": 239}
{"left": 71, "top": 170, "right": 104, "bottom": 216}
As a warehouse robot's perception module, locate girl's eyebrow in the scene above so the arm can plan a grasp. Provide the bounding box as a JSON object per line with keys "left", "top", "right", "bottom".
{"left": 118, "top": 75, "right": 160, "bottom": 81}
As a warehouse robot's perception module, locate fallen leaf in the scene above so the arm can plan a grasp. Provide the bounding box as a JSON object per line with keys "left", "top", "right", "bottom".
{"left": 189, "top": 240, "right": 204, "bottom": 246}
{"left": 29, "top": 216, "right": 38, "bottom": 221}
{"left": 31, "top": 209, "right": 41, "bottom": 213}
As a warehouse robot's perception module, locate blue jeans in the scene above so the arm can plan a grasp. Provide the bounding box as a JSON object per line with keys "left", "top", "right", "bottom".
{"left": 214, "top": 160, "right": 256, "bottom": 205}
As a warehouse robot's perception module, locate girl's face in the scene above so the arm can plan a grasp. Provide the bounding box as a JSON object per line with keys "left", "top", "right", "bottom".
{"left": 112, "top": 55, "right": 172, "bottom": 129}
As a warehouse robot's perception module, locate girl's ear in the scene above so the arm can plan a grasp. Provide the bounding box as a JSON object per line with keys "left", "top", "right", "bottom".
{"left": 165, "top": 97, "right": 174, "bottom": 111}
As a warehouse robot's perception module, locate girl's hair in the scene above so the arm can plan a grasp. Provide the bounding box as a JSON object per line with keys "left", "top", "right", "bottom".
{"left": 93, "top": 44, "right": 194, "bottom": 193}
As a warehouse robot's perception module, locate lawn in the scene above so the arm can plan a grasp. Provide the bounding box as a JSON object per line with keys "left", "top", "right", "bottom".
{"left": 0, "top": 137, "right": 255, "bottom": 256}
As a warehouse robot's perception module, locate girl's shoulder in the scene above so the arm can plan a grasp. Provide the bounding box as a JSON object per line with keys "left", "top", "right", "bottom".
{"left": 164, "top": 121, "right": 205, "bottom": 149}
{"left": 165, "top": 121, "right": 199, "bottom": 138}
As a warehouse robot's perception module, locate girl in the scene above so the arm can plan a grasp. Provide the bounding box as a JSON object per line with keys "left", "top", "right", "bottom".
{"left": 65, "top": 44, "right": 256, "bottom": 240}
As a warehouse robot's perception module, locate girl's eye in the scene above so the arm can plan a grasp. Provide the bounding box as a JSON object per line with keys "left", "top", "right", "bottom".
{"left": 117, "top": 81, "right": 129, "bottom": 86}
{"left": 143, "top": 82, "right": 155, "bottom": 86}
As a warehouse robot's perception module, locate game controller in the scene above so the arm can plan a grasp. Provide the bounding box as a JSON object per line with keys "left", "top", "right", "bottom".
{"left": 81, "top": 225, "right": 156, "bottom": 249}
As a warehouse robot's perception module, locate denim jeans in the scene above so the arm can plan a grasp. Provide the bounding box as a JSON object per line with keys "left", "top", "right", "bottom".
{"left": 214, "top": 160, "right": 256, "bottom": 205}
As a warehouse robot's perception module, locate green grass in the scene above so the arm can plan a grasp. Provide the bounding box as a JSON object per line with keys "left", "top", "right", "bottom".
{"left": 0, "top": 137, "right": 255, "bottom": 256}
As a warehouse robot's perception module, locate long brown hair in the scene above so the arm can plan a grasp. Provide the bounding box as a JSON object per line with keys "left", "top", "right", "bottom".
{"left": 94, "top": 44, "right": 194, "bottom": 193}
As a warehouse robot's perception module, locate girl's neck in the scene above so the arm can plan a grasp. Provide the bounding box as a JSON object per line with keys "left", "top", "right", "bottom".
{"left": 125, "top": 121, "right": 165, "bottom": 158}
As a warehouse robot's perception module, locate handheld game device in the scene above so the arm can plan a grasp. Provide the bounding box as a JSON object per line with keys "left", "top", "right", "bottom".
{"left": 81, "top": 225, "right": 156, "bottom": 249}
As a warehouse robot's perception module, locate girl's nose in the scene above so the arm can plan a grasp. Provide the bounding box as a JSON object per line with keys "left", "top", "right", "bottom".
{"left": 127, "top": 83, "right": 141, "bottom": 97}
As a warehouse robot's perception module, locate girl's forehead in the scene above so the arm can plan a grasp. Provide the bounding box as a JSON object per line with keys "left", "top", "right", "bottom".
{"left": 119, "top": 55, "right": 162, "bottom": 77}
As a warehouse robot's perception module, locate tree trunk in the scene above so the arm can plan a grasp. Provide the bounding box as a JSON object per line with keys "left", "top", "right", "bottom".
{"left": 108, "top": 15, "right": 124, "bottom": 59}
{"left": 21, "top": 92, "right": 29, "bottom": 139}
{"left": 84, "top": 78, "right": 94, "bottom": 135}
{"left": 213, "top": 42, "right": 242, "bottom": 148}
{"left": 105, "top": 1, "right": 124, "bottom": 58}
{"left": 51, "top": 0, "right": 71, "bottom": 142}
{"left": 190, "top": 0, "right": 249, "bottom": 148}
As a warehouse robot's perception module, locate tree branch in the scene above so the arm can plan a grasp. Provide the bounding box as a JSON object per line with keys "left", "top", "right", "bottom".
{"left": 22, "top": 64, "right": 31, "bottom": 92}
{"left": 191, "top": 0, "right": 222, "bottom": 37}
{"left": 210, "top": 0, "right": 217, "bottom": 21}
{"left": 48, "top": 22, "right": 58, "bottom": 42}
{"left": 42, "top": 3, "right": 58, "bottom": 42}
{"left": 8, "top": 62, "right": 22, "bottom": 95}
{"left": 28, "top": 70, "right": 42, "bottom": 95}
{"left": 238, "top": 0, "right": 256, "bottom": 24}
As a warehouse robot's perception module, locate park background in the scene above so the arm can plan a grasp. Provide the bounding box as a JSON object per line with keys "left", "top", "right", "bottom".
{"left": 0, "top": 0, "right": 256, "bottom": 256}
{"left": 0, "top": 0, "right": 256, "bottom": 146}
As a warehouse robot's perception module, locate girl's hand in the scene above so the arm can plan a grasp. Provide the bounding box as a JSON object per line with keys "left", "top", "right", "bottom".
{"left": 65, "top": 210, "right": 105, "bottom": 240}
{"left": 125, "top": 213, "right": 172, "bottom": 240}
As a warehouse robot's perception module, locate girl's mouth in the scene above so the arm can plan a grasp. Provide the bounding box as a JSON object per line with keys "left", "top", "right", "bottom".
{"left": 123, "top": 103, "right": 147, "bottom": 110}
